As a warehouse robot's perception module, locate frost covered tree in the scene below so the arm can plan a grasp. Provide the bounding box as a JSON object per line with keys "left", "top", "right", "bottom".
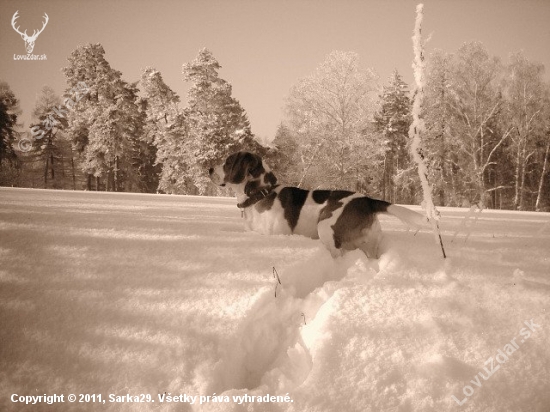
{"left": 63, "top": 44, "right": 152, "bottom": 192}
{"left": 535, "top": 118, "right": 550, "bottom": 211}
{"left": 373, "top": 70, "right": 413, "bottom": 202}
{"left": 445, "top": 42, "right": 512, "bottom": 207}
{"left": 266, "top": 123, "right": 301, "bottom": 185}
{"left": 534, "top": 84, "right": 550, "bottom": 211}
{"left": 503, "top": 52, "right": 548, "bottom": 210}
{"left": 182, "top": 48, "right": 263, "bottom": 194}
{"left": 423, "top": 50, "right": 456, "bottom": 205}
{"left": 87, "top": 81, "right": 147, "bottom": 192}
{"left": 29, "top": 86, "right": 71, "bottom": 188}
{"left": 113, "top": 80, "right": 157, "bottom": 193}
{"left": 285, "top": 50, "right": 380, "bottom": 190}
{"left": 138, "top": 67, "right": 186, "bottom": 193}
{"left": 421, "top": 44, "right": 550, "bottom": 210}
{"left": 0, "top": 81, "right": 21, "bottom": 185}
{"left": 63, "top": 43, "right": 119, "bottom": 189}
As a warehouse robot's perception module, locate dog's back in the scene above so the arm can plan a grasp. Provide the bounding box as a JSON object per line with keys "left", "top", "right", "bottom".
{"left": 210, "top": 152, "right": 428, "bottom": 258}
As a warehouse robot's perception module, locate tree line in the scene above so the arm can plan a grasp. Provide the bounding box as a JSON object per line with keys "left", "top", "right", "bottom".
{"left": 274, "top": 43, "right": 550, "bottom": 211}
{"left": 0, "top": 45, "right": 263, "bottom": 195}
{"left": 0, "top": 42, "right": 549, "bottom": 210}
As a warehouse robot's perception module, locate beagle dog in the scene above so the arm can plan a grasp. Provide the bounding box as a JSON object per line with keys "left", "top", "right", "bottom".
{"left": 209, "top": 152, "right": 429, "bottom": 258}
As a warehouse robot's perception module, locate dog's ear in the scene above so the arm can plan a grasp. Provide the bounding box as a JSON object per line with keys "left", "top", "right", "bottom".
{"left": 264, "top": 171, "right": 277, "bottom": 186}
{"left": 223, "top": 153, "right": 242, "bottom": 183}
{"left": 245, "top": 153, "right": 264, "bottom": 178}
{"left": 224, "top": 152, "right": 263, "bottom": 183}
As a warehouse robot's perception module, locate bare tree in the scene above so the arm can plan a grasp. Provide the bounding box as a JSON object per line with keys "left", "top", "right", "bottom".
{"left": 504, "top": 52, "right": 547, "bottom": 210}
{"left": 535, "top": 129, "right": 550, "bottom": 211}
{"left": 446, "top": 42, "right": 510, "bottom": 207}
{"left": 285, "top": 51, "right": 380, "bottom": 190}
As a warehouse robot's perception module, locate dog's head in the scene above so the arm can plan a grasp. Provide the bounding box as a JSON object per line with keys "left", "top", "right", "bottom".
{"left": 209, "top": 152, "right": 277, "bottom": 190}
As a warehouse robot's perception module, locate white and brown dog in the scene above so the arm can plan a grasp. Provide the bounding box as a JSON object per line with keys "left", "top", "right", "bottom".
{"left": 209, "top": 151, "right": 429, "bottom": 258}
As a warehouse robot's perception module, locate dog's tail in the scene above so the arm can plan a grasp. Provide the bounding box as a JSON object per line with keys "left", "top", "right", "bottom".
{"left": 371, "top": 198, "right": 430, "bottom": 229}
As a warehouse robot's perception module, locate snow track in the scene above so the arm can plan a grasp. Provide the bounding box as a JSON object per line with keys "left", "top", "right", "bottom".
{"left": 200, "top": 248, "right": 382, "bottom": 410}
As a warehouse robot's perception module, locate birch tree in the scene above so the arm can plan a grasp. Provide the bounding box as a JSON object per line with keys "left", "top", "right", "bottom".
{"left": 533, "top": 83, "right": 550, "bottom": 211}
{"left": 535, "top": 129, "right": 550, "bottom": 211}
{"left": 504, "top": 52, "right": 547, "bottom": 210}
{"left": 285, "top": 50, "right": 380, "bottom": 190}
{"left": 446, "top": 42, "right": 511, "bottom": 207}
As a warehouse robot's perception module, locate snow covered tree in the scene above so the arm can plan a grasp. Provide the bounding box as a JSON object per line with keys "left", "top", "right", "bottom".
{"left": 535, "top": 117, "right": 550, "bottom": 211}
{"left": 373, "top": 70, "right": 414, "bottom": 202}
{"left": 534, "top": 83, "right": 550, "bottom": 211}
{"left": 504, "top": 52, "right": 548, "bottom": 210}
{"left": 182, "top": 48, "right": 262, "bottom": 194}
{"left": 285, "top": 50, "right": 380, "bottom": 190}
{"left": 29, "top": 86, "right": 71, "bottom": 188}
{"left": 88, "top": 80, "right": 150, "bottom": 192}
{"left": 446, "top": 42, "right": 511, "bottom": 207}
{"left": 423, "top": 50, "right": 462, "bottom": 206}
{"left": 132, "top": 95, "right": 161, "bottom": 194}
{"left": 139, "top": 67, "right": 187, "bottom": 193}
{"left": 63, "top": 44, "right": 151, "bottom": 191}
{"left": 0, "top": 81, "right": 21, "bottom": 185}
{"left": 266, "top": 123, "right": 301, "bottom": 185}
{"left": 63, "top": 44, "right": 115, "bottom": 189}
{"left": 421, "top": 43, "right": 550, "bottom": 211}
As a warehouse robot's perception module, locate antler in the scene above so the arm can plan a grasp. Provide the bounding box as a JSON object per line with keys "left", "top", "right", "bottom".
{"left": 30, "top": 13, "right": 49, "bottom": 40}
{"left": 11, "top": 11, "right": 27, "bottom": 37}
{"left": 11, "top": 11, "right": 48, "bottom": 40}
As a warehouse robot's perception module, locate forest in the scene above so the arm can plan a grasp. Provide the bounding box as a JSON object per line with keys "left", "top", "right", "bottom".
{"left": 1, "top": 42, "right": 549, "bottom": 210}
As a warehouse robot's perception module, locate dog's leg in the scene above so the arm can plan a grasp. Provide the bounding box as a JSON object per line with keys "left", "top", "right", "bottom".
{"left": 357, "top": 218, "right": 384, "bottom": 259}
{"left": 318, "top": 215, "right": 386, "bottom": 259}
{"left": 317, "top": 219, "right": 343, "bottom": 258}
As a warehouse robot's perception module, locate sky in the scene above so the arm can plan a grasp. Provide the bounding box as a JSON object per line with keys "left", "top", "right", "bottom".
{"left": 1, "top": 0, "right": 549, "bottom": 142}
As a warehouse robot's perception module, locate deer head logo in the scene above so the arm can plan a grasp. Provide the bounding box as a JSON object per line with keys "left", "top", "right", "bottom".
{"left": 11, "top": 11, "right": 49, "bottom": 54}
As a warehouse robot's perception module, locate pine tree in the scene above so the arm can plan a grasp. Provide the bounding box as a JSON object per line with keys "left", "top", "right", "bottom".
{"left": 0, "top": 81, "right": 21, "bottom": 185}
{"left": 63, "top": 44, "right": 151, "bottom": 191}
{"left": 182, "top": 48, "right": 261, "bottom": 194}
{"left": 266, "top": 123, "right": 300, "bottom": 185}
{"left": 424, "top": 50, "right": 458, "bottom": 206}
{"left": 373, "top": 70, "right": 413, "bottom": 202}
{"left": 29, "top": 86, "right": 69, "bottom": 188}
{"left": 139, "top": 67, "right": 186, "bottom": 193}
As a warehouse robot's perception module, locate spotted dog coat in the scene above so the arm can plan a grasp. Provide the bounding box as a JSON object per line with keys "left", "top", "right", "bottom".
{"left": 209, "top": 152, "right": 428, "bottom": 258}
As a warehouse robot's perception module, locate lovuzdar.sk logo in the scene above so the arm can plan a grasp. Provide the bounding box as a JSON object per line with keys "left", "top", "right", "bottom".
{"left": 11, "top": 10, "right": 49, "bottom": 61}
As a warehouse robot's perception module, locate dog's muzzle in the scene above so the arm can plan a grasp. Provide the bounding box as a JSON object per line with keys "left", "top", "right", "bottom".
{"left": 209, "top": 166, "right": 225, "bottom": 186}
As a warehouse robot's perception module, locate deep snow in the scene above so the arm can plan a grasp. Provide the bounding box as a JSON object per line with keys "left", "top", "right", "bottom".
{"left": 0, "top": 187, "right": 549, "bottom": 412}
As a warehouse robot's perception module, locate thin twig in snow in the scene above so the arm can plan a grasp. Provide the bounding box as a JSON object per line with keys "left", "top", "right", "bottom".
{"left": 409, "top": 3, "right": 447, "bottom": 258}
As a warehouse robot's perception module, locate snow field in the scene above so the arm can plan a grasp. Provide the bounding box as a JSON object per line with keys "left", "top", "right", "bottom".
{"left": 0, "top": 188, "right": 549, "bottom": 412}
